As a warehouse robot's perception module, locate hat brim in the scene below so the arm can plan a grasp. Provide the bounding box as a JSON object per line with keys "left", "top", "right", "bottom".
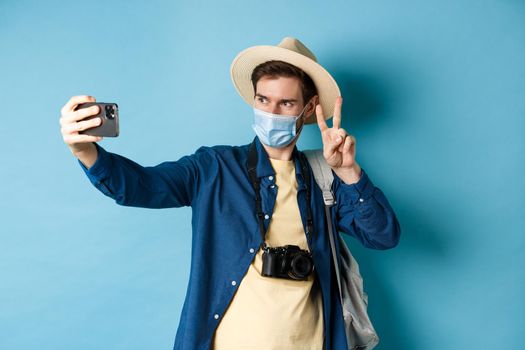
{"left": 230, "top": 45, "right": 340, "bottom": 125}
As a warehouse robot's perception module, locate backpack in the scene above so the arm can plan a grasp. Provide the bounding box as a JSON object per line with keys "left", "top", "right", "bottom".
{"left": 303, "top": 150, "right": 380, "bottom": 350}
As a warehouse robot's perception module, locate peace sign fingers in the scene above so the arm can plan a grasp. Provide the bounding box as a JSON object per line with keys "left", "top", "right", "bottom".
{"left": 315, "top": 104, "right": 328, "bottom": 132}
{"left": 316, "top": 96, "right": 343, "bottom": 132}
{"left": 332, "top": 96, "right": 342, "bottom": 129}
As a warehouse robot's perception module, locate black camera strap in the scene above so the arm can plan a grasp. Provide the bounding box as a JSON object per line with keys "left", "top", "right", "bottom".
{"left": 247, "top": 140, "right": 314, "bottom": 250}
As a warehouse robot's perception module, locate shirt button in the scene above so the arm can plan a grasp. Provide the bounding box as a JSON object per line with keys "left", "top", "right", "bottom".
{"left": 231, "top": 280, "right": 237, "bottom": 286}
{"left": 268, "top": 176, "right": 274, "bottom": 181}
{"left": 214, "top": 314, "right": 219, "bottom": 320}
{"left": 359, "top": 198, "right": 364, "bottom": 202}
{"left": 264, "top": 214, "right": 270, "bottom": 220}
{"left": 249, "top": 248, "right": 255, "bottom": 253}
{"left": 270, "top": 185, "right": 275, "bottom": 189}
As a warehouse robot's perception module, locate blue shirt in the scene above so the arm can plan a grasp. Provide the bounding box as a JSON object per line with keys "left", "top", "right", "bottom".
{"left": 79, "top": 137, "right": 401, "bottom": 350}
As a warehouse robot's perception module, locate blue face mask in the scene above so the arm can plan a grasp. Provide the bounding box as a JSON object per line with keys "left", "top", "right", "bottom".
{"left": 251, "top": 104, "right": 308, "bottom": 148}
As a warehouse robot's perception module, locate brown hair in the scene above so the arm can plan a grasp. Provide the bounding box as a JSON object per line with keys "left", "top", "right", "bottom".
{"left": 251, "top": 60, "right": 317, "bottom": 105}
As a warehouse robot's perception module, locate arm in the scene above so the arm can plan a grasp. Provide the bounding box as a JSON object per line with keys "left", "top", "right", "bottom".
{"left": 333, "top": 169, "right": 401, "bottom": 249}
{"left": 60, "top": 95, "right": 203, "bottom": 208}
{"left": 78, "top": 143, "right": 203, "bottom": 208}
{"left": 76, "top": 142, "right": 99, "bottom": 169}
{"left": 314, "top": 97, "right": 400, "bottom": 249}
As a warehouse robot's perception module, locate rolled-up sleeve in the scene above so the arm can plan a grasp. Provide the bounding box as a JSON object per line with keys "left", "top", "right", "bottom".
{"left": 333, "top": 168, "right": 401, "bottom": 250}
{"left": 78, "top": 143, "right": 208, "bottom": 208}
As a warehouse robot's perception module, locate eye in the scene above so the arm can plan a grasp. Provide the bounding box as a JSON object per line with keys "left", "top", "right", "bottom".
{"left": 256, "top": 96, "right": 268, "bottom": 104}
{"left": 281, "top": 101, "right": 294, "bottom": 107}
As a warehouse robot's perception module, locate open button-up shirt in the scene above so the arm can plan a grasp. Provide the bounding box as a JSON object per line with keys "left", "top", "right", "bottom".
{"left": 79, "top": 137, "right": 401, "bottom": 350}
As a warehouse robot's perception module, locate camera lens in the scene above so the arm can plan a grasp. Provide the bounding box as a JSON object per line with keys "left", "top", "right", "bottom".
{"left": 289, "top": 254, "right": 313, "bottom": 280}
{"left": 104, "top": 105, "right": 115, "bottom": 119}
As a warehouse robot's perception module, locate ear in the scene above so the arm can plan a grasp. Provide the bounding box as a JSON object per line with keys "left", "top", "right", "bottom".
{"left": 305, "top": 95, "right": 319, "bottom": 117}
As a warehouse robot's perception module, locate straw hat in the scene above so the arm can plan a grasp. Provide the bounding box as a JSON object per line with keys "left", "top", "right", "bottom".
{"left": 230, "top": 37, "right": 341, "bottom": 124}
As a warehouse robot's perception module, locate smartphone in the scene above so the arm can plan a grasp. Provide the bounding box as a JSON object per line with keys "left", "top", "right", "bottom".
{"left": 76, "top": 102, "right": 119, "bottom": 137}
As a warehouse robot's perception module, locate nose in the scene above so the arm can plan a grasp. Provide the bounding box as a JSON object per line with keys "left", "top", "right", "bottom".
{"left": 268, "top": 103, "right": 281, "bottom": 115}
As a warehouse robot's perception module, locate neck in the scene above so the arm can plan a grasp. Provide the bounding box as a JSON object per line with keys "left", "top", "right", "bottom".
{"left": 261, "top": 140, "right": 297, "bottom": 160}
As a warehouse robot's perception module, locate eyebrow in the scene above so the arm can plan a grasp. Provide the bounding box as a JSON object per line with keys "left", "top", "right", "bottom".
{"left": 255, "top": 93, "right": 299, "bottom": 104}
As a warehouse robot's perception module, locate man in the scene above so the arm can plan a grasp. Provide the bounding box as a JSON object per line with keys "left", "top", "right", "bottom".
{"left": 59, "top": 37, "right": 400, "bottom": 350}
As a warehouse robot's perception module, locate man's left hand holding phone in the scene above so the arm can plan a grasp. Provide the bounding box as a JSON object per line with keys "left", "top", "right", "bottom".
{"left": 59, "top": 95, "right": 119, "bottom": 169}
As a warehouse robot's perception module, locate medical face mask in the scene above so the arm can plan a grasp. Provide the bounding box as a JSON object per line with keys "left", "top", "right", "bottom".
{"left": 251, "top": 104, "right": 308, "bottom": 148}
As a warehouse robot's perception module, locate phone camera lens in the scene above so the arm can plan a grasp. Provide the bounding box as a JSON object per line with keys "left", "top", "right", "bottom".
{"left": 104, "top": 105, "right": 115, "bottom": 119}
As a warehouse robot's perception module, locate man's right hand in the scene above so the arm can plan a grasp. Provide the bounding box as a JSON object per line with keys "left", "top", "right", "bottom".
{"left": 60, "top": 95, "right": 103, "bottom": 168}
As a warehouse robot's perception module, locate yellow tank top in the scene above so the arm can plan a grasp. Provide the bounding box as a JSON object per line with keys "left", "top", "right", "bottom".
{"left": 212, "top": 157, "right": 324, "bottom": 350}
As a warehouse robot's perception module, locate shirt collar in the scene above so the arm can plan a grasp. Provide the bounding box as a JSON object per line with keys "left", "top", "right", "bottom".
{"left": 253, "top": 136, "right": 304, "bottom": 179}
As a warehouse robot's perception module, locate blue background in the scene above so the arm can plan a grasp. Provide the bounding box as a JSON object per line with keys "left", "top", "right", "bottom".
{"left": 1, "top": 0, "right": 524, "bottom": 349}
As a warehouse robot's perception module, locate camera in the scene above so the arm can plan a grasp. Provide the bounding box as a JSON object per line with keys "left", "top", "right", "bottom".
{"left": 261, "top": 245, "right": 314, "bottom": 281}
{"left": 105, "top": 105, "right": 115, "bottom": 119}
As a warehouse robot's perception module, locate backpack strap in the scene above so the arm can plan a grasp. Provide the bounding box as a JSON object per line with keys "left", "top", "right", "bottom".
{"left": 303, "top": 150, "right": 336, "bottom": 206}
{"left": 304, "top": 149, "right": 380, "bottom": 349}
{"left": 303, "top": 149, "right": 343, "bottom": 302}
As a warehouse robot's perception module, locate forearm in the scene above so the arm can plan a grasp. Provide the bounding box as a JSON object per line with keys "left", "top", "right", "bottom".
{"left": 72, "top": 142, "right": 98, "bottom": 169}
{"left": 332, "top": 163, "right": 362, "bottom": 185}
{"left": 348, "top": 189, "right": 400, "bottom": 249}
{"left": 79, "top": 143, "right": 198, "bottom": 208}
{"left": 333, "top": 170, "right": 401, "bottom": 249}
